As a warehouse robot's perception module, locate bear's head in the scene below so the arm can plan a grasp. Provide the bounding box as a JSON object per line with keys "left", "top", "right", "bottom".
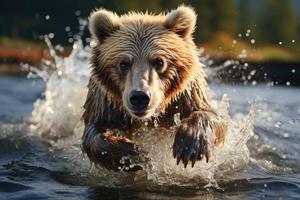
{"left": 89, "top": 6, "right": 204, "bottom": 120}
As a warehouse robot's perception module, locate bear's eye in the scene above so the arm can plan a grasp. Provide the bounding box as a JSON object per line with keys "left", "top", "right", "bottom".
{"left": 119, "top": 60, "right": 131, "bottom": 72}
{"left": 152, "top": 58, "right": 164, "bottom": 70}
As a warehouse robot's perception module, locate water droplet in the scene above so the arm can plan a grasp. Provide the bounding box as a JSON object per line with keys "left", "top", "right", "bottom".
{"left": 73, "top": 43, "right": 78, "bottom": 50}
{"left": 250, "top": 70, "right": 256, "bottom": 76}
{"left": 54, "top": 45, "right": 63, "bottom": 52}
{"left": 65, "top": 26, "right": 71, "bottom": 32}
{"left": 174, "top": 113, "right": 181, "bottom": 125}
{"left": 90, "top": 40, "right": 97, "bottom": 48}
{"left": 45, "top": 15, "right": 50, "bottom": 20}
{"left": 68, "top": 38, "right": 74, "bottom": 43}
{"left": 283, "top": 133, "right": 289, "bottom": 138}
{"left": 238, "top": 49, "right": 247, "bottom": 59}
{"left": 75, "top": 10, "right": 81, "bottom": 16}
{"left": 154, "top": 119, "right": 158, "bottom": 128}
{"left": 274, "top": 121, "right": 282, "bottom": 128}
{"left": 48, "top": 33, "right": 55, "bottom": 39}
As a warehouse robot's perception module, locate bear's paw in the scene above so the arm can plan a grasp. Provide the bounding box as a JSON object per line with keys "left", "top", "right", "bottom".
{"left": 173, "top": 112, "right": 214, "bottom": 168}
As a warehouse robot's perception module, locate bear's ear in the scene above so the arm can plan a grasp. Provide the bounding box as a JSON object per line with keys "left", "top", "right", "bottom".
{"left": 89, "top": 8, "right": 121, "bottom": 42}
{"left": 164, "top": 6, "right": 197, "bottom": 38}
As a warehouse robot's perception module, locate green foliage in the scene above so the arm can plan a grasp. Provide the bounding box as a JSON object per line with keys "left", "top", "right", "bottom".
{"left": 0, "top": 0, "right": 298, "bottom": 48}
{"left": 210, "top": 0, "right": 239, "bottom": 35}
{"left": 187, "top": 0, "right": 213, "bottom": 41}
{"left": 257, "top": 0, "right": 298, "bottom": 43}
{"left": 97, "top": 0, "right": 162, "bottom": 13}
{"left": 238, "top": 0, "right": 252, "bottom": 32}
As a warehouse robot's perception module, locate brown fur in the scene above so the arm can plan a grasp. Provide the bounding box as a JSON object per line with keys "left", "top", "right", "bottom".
{"left": 82, "top": 6, "right": 227, "bottom": 171}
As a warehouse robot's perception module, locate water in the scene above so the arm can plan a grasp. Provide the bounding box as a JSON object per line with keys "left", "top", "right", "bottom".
{"left": 0, "top": 40, "right": 300, "bottom": 199}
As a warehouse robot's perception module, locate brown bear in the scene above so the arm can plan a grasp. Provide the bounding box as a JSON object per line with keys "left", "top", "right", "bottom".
{"left": 82, "top": 6, "right": 227, "bottom": 172}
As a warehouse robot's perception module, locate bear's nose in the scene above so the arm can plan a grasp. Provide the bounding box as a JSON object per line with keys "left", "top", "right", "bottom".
{"left": 129, "top": 91, "right": 150, "bottom": 110}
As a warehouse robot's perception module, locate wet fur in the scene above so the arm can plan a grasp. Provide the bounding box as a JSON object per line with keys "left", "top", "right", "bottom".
{"left": 82, "top": 6, "right": 227, "bottom": 171}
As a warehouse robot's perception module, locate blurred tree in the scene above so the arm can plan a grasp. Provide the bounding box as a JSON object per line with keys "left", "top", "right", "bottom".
{"left": 0, "top": 0, "right": 299, "bottom": 47}
{"left": 257, "top": 0, "right": 298, "bottom": 44}
{"left": 239, "top": 0, "right": 252, "bottom": 32}
{"left": 0, "top": 0, "right": 95, "bottom": 43}
{"left": 100, "top": 0, "right": 162, "bottom": 13}
{"left": 161, "top": 0, "right": 186, "bottom": 11}
{"left": 139, "top": 0, "right": 162, "bottom": 13}
{"left": 187, "top": 0, "right": 213, "bottom": 42}
{"left": 298, "top": 21, "right": 300, "bottom": 41}
{"left": 211, "top": 0, "right": 239, "bottom": 36}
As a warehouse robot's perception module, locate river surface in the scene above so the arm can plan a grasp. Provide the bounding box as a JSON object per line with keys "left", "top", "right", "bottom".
{"left": 0, "top": 73, "right": 299, "bottom": 199}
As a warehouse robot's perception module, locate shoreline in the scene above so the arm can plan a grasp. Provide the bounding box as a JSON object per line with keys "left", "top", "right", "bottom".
{"left": 0, "top": 60, "right": 299, "bottom": 86}
{"left": 211, "top": 60, "right": 300, "bottom": 86}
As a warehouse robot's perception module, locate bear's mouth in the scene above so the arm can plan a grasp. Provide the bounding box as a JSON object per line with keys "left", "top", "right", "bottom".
{"left": 129, "top": 108, "right": 154, "bottom": 119}
{"left": 131, "top": 109, "right": 148, "bottom": 117}
{"left": 133, "top": 111, "right": 146, "bottom": 117}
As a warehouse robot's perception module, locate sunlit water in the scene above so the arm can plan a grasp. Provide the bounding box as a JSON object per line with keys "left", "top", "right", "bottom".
{"left": 0, "top": 39, "right": 300, "bottom": 199}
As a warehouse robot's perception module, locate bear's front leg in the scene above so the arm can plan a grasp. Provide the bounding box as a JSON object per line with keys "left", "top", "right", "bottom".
{"left": 173, "top": 111, "right": 226, "bottom": 167}
{"left": 82, "top": 123, "right": 142, "bottom": 172}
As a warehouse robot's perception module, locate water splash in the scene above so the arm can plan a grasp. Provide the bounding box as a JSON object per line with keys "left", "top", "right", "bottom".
{"left": 28, "top": 37, "right": 90, "bottom": 138}
{"left": 26, "top": 36, "right": 255, "bottom": 189}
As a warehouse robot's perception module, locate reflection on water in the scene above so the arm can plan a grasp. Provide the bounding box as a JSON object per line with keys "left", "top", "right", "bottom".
{"left": 0, "top": 39, "right": 299, "bottom": 199}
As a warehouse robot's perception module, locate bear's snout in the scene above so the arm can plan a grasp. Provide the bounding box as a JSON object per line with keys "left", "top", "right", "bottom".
{"left": 129, "top": 90, "right": 150, "bottom": 113}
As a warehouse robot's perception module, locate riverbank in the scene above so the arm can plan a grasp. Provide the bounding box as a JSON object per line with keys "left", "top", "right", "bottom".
{"left": 1, "top": 60, "right": 299, "bottom": 86}
{"left": 0, "top": 36, "right": 299, "bottom": 85}
{"left": 210, "top": 60, "right": 300, "bottom": 86}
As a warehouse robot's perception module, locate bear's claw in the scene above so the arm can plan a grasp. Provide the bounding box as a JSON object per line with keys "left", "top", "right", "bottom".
{"left": 82, "top": 124, "right": 143, "bottom": 172}
{"left": 92, "top": 133, "right": 142, "bottom": 171}
{"left": 173, "top": 121, "right": 210, "bottom": 168}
